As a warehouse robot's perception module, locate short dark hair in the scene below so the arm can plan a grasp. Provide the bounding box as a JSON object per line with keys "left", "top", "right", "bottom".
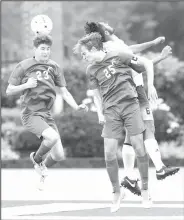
{"left": 73, "top": 32, "right": 103, "bottom": 55}
{"left": 84, "top": 22, "right": 106, "bottom": 42}
{"left": 33, "top": 34, "right": 53, "bottom": 48}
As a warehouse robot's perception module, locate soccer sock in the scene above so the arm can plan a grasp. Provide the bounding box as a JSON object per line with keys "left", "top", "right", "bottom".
{"left": 43, "top": 153, "right": 58, "bottom": 168}
{"left": 34, "top": 142, "right": 52, "bottom": 164}
{"left": 136, "top": 154, "right": 149, "bottom": 190}
{"left": 144, "top": 139, "right": 165, "bottom": 171}
{"left": 105, "top": 158, "right": 120, "bottom": 193}
{"left": 122, "top": 143, "right": 136, "bottom": 179}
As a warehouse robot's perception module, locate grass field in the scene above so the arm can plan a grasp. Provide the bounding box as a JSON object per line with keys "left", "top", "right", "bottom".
{"left": 2, "top": 168, "right": 184, "bottom": 220}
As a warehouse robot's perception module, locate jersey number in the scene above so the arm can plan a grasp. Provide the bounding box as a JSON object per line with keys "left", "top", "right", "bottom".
{"left": 104, "top": 65, "right": 116, "bottom": 79}
{"left": 36, "top": 67, "right": 52, "bottom": 80}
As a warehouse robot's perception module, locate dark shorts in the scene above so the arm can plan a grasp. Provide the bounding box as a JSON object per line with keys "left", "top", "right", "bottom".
{"left": 102, "top": 98, "right": 145, "bottom": 139}
{"left": 137, "top": 86, "right": 153, "bottom": 121}
{"left": 21, "top": 110, "right": 58, "bottom": 139}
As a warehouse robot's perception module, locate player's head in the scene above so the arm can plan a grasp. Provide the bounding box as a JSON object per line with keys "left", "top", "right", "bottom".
{"left": 73, "top": 32, "right": 104, "bottom": 63}
{"left": 33, "top": 34, "right": 52, "bottom": 62}
{"left": 84, "top": 21, "right": 114, "bottom": 42}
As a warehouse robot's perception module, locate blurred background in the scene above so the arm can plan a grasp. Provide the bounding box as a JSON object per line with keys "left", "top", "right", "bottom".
{"left": 1, "top": 1, "right": 184, "bottom": 168}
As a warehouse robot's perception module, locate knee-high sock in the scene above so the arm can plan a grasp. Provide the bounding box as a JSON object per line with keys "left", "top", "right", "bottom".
{"left": 122, "top": 143, "right": 136, "bottom": 179}
{"left": 105, "top": 158, "right": 120, "bottom": 193}
{"left": 144, "top": 139, "right": 165, "bottom": 171}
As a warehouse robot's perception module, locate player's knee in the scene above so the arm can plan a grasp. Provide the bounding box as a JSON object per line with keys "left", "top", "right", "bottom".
{"left": 104, "top": 138, "right": 118, "bottom": 161}
{"left": 130, "top": 133, "right": 146, "bottom": 157}
{"left": 42, "top": 128, "right": 60, "bottom": 147}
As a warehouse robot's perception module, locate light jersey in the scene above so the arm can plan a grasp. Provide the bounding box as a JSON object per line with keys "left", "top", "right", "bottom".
{"left": 86, "top": 51, "right": 139, "bottom": 109}
{"left": 103, "top": 39, "right": 144, "bottom": 87}
{"left": 8, "top": 57, "right": 66, "bottom": 113}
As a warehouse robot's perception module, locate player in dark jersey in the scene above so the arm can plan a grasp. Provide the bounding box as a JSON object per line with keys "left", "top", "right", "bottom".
{"left": 74, "top": 32, "right": 156, "bottom": 212}
{"left": 83, "top": 21, "right": 180, "bottom": 196}
{"left": 6, "top": 34, "right": 87, "bottom": 190}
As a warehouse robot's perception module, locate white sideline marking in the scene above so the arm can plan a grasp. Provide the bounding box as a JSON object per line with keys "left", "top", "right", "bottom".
{"left": 2, "top": 216, "right": 184, "bottom": 220}
{"left": 2, "top": 202, "right": 183, "bottom": 218}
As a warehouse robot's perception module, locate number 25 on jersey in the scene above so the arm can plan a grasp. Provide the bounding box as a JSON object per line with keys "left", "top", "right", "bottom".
{"left": 104, "top": 65, "right": 116, "bottom": 79}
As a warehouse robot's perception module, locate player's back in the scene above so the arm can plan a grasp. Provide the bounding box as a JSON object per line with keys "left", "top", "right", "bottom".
{"left": 87, "top": 51, "right": 137, "bottom": 109}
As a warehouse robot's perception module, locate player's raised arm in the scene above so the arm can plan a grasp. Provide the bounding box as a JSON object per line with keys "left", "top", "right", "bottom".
{"left": 6, "top": 78, "right": 37, "bottom": 96}
{"left": 129, "top": 36, "right": 165, "bottom": 54}
{"left": 152, "top": 45, "right": 172, "bottom": 65}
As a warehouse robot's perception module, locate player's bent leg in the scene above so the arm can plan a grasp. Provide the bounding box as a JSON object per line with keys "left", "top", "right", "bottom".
{"left": 104, "top": 138, "right": 124, "bottom": 213}
{"left": 143, "top": 120, "right": 180, "bottom": 180}
{"left": 30, "top": 127, "right": 59, "bottom": 177}
{"left": 44, "top": 139, "right": 65, "bottom": 168}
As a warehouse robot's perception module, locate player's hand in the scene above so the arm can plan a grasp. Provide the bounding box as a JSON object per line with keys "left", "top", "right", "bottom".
{"left": 26, "top": 77, "right": 37, "bottom": 88}
{"left": 153, "top": 36, "right": 165, "bottom": 45}
{"left": 98, "top": 114, "right": 106, "bottom": 125}
{"left": 148, "top": 85, "right": 158, "bottom": 105}
{"left": 160, "top": 45, "right": 172, "bottom": 59}
{"left": 77, "top": 104, "right": 88, "bottom": 112}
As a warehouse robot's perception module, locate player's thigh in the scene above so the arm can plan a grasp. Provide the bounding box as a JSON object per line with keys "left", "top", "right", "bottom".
{"left": 21, "top": 113, "right": 50, "bottom": 139}
{"left": 102, "top": 107, "right": 124, "bottom": 139}
{"left": 124, "top": 128, "right": 131, "bottom": 145}
{"left": 124, "top": 102, "right": 145, "bottom": 136}
{"left": 143, "top": 120, "right": 155, "bottom": 140}
{"left": 45, "top": 111, "right": 59, "bottom": 134}
{"left": 140, "top": 105, "right": 154, "bottom": 121}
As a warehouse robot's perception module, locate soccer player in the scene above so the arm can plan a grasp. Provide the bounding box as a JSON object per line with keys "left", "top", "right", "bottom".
{"left": 74, "top": 32, "right": 156, "bottom": 212}
{"left": 6, "top": 34, "right": 88, "bottom": 189}
{"left": 84, "top": 21, "right": 180, "bottom": 196}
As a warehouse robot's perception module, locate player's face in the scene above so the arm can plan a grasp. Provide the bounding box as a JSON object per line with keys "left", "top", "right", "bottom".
{"left": 34, "top": 44, "right": 51, "bottom": 62}
{"left": 81, "top": 46, "right": 99, "bottom": 63}
{"left": 99, "top": 22, "right": 114, "bottom": 35}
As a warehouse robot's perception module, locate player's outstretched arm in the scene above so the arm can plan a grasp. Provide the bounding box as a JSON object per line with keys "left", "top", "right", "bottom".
{"left": 152, "top": 45, "right": 172, "bottom": 65}
{"left": 129, "top": 37, "right": 165, "bottom": 54}
{"left": 93, "top": 88, "right": 105, "bottom": 125}
{"left": 60, "top": 87, "right": 88, "bottom": 111}
{"left": 6, "top": 77, "right": 37, "bottom": 96}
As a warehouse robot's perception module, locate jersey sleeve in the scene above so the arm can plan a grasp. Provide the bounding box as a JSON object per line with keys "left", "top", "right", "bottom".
{"left": 54, "top": 64, "right": 67, "bottom": 87}
{"left": 86, "top": 66, "right": 99, "bottom": 90}
{"left": 8, "top": 63, "right": 24, "bottom": 85}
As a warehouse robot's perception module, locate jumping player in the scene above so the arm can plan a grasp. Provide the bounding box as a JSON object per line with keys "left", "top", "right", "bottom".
{"left": 84, "top": 21, "right": 180, "bottom": 196}
{"left": 74, "top": 32, "right": 156, "bottom": 211}
{"left": 6, "top": 34, "right": 88, "bottom": 189}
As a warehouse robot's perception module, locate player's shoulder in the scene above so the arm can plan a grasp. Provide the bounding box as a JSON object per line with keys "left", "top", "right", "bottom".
{"left": 16, "top": 58, "right": 35, "bottom": 70}
{"left": 86, "top": 64, "right": 94, "bottom": 76}
{"left": 47, "top": 59, "right": 59, "bottom": 67}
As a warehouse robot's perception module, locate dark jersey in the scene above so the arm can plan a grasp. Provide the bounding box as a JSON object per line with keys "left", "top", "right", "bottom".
{"left": 8, "top": 58, "right": 66, "bottom": 112}
{"left": 86, "top": 51, "right": 139, "bottom": 109}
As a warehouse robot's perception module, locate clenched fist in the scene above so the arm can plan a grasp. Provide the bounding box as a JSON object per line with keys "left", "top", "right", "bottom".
{"left": 153, "top": 36, "right": 165, "bottom": 45}
{"left": 161, "top": 45, "right": 172, "bottom": 59}
{"left": 26, "top": 77, "right": 37, "bottom": 88}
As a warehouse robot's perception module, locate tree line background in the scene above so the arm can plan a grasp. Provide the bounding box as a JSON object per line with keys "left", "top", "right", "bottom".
{"left": 1, "top": 1, "right": 184, "bottom": 164}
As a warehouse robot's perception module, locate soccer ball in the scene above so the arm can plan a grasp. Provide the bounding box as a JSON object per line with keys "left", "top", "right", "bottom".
{"left": 31, "top": 14, "right": 53, "bottom": 35}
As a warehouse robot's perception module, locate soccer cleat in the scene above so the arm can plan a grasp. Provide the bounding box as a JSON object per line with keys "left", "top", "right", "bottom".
{"left": 121, "top": 176, "right": 141, "bottom": 196}
{"left": 30, "top": 152, "right": 48, "bottom": 177}
{"left": 141, "top": 190, "right": 152, "bottom": 209}
{"left": 156, "top": 166, "right": 180, "bottom": 180}
{"left": 110, "top": 188, "right": 124, "bottom": 213}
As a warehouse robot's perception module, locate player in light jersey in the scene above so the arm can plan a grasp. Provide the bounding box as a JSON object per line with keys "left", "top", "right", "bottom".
{"left": 74, "top": 32, "right": 157, "bottom": 211}
{"left": 6, "top": 34, "right": 87, "bottom": 189}
{"left": 84, "top": 22, "right": 180, "bottom": 196}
